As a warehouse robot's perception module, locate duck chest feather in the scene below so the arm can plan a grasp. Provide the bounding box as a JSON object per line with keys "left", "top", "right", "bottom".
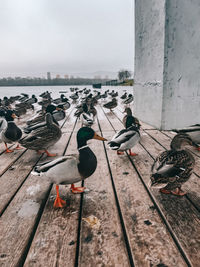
{"left": 78, "top": 148, "right": 97, "bottom": 178}
{"left": 5, "top": 122, "right": 22, "bottom": 141}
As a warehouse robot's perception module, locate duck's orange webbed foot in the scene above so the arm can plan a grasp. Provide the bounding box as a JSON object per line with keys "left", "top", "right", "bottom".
{"left": 160, "top": 187, "right": 186, "bottom": 196}
{"left": 5, "top": 148, "right": 13, "bottom": 153}
{"left": 44, "top": 150, "right": 57, "bottom": 157}
{"left": 128, "top": 149, "right": 137, "bottom": 156}
{"left": 53, "top": 185, "right": 66, "bottom": 208}
{"left": 171, "top": 188, "right": 187, "bottom": 196}
{"left": 71, "top": 184, "right": 86, "bottom": 194}
{"left": 53, "top": 197, "right": 66, "bottom": 208}
{"left": 160, "top": 188, "right": 171, "bottom": 194}
{"left": 117, "top": 151, "right": 124, "bottom": 155}
{"left": 4, "top": 143, "right": 13, "bottom": 153}
{"left": 15, "top": 144, "right": 23, "bottom": 150}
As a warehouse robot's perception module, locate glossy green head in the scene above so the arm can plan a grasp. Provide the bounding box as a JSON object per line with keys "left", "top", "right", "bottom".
{"left": 77, "top": 127, "right": 107, "bottom": 148}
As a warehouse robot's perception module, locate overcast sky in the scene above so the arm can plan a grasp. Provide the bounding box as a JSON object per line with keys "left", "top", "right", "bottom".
{"left": 0, "top": 0, "right": 134, "bottom": 78}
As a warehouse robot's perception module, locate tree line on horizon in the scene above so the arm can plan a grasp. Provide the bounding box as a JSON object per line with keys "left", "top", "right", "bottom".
{"left": 0, "top": 70, "right": 132, "bottom": 86}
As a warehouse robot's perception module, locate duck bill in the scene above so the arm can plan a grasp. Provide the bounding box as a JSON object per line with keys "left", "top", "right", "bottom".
{"left": 93, "top": 132, "right": 107, "bottom": 141}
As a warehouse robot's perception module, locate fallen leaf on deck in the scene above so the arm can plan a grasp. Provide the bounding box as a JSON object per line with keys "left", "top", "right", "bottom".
{"left": 82, "top": 215, "right": 101, "bottom": 230}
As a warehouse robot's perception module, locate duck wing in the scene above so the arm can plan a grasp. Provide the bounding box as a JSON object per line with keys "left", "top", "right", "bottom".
{"left": 33, "top": 155, "right": 81, "bottom": 184}
{"left": 81, "top": 113, "right": 94, "bottom": 126}
{"left": 108, "top": 129, "right": 139, "bottom": 150}
{"left": 152, "top": 150, "right": 195, "bottom": 179}
{"left": 20, "top": 114, "right": 61, "bottom": 149}
{"left": 0, "top": 118, "right": 7, "bottom": 133}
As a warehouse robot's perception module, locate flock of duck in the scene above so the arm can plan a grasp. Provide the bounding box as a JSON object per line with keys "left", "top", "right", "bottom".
{"left": 0, "top": 88, "right": 199, "bottom": 208}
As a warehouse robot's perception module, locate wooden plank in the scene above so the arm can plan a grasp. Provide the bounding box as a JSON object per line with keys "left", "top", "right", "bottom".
{"left": 24, "top": 121, "right": 81, "bottom": 267}
{"left": 0, "top": 111, "right": 76, "bottom": 267}
{"left": 101, "top": 107, "right": 122, "bottom": 131}
{"left": 110, "top": 111, "right": 200, "bottom": 266}
{"left": 127, "top": 143, "right": 200, "bottom": 266}
{"left": 98, "top": 113, "right": 187, "bottom": 266}
{"left": 78, "top": 130, "right": 130, "bottom": 266}
{"left": 0, "top": 147, "right": 27, "bottom": 176}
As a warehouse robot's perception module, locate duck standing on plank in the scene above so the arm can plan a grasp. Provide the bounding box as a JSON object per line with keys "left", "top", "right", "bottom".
{"left": 103, "top": 98, "right": 117, "bottom": 111}
{"left": 150, "top": 133, "right": 199, "bottom": 196}
{"left": 0, "top": 110, "right": 23, "bottom": 153}
{"left": 123, "top": 107, "right": 141, "bottom": 130}
{"left": 80, "top": 103, "right": 94, "bottom": 127}
{"left": 123, "top": 94, "right": 133, "bottom": 105}
{"left": 32, "top": 127, "right": 107, "bottom": 208}
{"left": 19, "top": 112, "right": 62, "bottom": 157}
{"left": 108, "top": 112, "right": 140, "bottom": 156}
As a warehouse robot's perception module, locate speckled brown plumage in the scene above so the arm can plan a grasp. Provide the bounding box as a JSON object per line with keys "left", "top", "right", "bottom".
{"left": 151, "top": 134, "right": 197, "bottom": 194}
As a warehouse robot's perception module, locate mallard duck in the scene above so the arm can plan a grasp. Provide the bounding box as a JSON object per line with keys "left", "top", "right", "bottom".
{"left": 26, "top": 104, "right": 61, "bottom": 126}
{"left": 39, "top": 91, "right": 52, "bottom": 99}
{"left": 32, "top": 127, "right": 107, "bottom": 208}
{"left": 100, "top": 91, "right": 108, "bottom": 100}
{"left": 70, "top": 92, "right": 79, "bottom": 100}
{"left": 19, "top": 113, "right": 62, "bottom": 157}
{"left": 150, "top": 133, "right": 199, "bottom": 196}
{"left": 103, "top": 98, "right": 117, "bottom": 110}
{"left": 80, "top": 104, "right": 94, "bottom": 127}
{"left": 123, "top": 94, "right": 133, "bottom": 105}
{"left": 0, "top": 110, "right": 23, "bottom": 153}
{"left": 25, "top": 95, "right": 38, "bottom": 105}
{"left": 123, "top": 108, "right": 141, "bottom": 130}
{"left": 173, "top": 125, "right": 200, "bottom": 151}
{"left": 52, "top": 94, "right": 69, "bottom": 105}
{"left": 121, "top": 92, "right": 127, "bottom": 99}
{"left": 108, "top": 121, "right": 140, "bottom": 156}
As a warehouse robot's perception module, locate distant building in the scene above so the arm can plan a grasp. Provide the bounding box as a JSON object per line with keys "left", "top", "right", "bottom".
{"left": 64, "top": 74, "right": 69, "bottom": 79}
{"left": 56, "top": 74, "right": 60, "bottom": 79}
{"left": 47, "top": 72, "right": 51, "bottom": 80}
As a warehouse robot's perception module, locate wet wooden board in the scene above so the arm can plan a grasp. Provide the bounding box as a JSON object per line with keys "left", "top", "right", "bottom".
{"left": 98, "top": 113, "right": 186, "bottom": 266}
{"left": 0, "top": 106, "right": 75, "bottom": 266}
{"left": 24, "top": 118, "right": 81, "bottom": 267}
{"left": 78, "top": 130, "right": 130, "bottom": 266}
{"left": 110, "top": 107, "right": 200, "bottom": 266}
{"left": 0, "top": 99, "right": 200, "bottom": 267}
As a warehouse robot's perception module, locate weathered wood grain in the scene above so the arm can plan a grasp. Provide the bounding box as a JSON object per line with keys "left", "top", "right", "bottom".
{"left": 110, "top": 108, "right": 200, "bottom": 266}
{"left": 24, "top": 113, "right": 82, "bottom": 267}
{"left": 0, "top": 110, "right": 76, "bottom": 266}
{"left": 99, "top": 109, "right": 187, "bottom": 266}
{"left": 79, "top": 131, "right": 130, "bottom": 267}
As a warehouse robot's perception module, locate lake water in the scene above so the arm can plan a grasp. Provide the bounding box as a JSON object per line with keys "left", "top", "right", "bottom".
{"left": 0, "top": 85, "right": 133, "bottom": 99}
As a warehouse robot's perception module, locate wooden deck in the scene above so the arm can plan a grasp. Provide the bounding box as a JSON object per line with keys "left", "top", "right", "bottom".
{"left": 0, "top": 102, "right": 200, "bottom": 267}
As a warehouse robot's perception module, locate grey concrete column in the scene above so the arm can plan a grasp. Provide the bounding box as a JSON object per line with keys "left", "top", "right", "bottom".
{"left": 134, "top": 0, "right": 200, "bottom": 130}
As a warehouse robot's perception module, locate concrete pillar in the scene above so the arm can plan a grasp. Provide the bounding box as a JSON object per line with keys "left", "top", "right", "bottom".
{"left": 134, "top": 0, "right": 200, "bottom": 130}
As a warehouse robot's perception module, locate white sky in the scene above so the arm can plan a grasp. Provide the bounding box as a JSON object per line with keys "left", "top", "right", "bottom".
{"left": 0, "top": 0, "right": 134, "bottom": 77}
